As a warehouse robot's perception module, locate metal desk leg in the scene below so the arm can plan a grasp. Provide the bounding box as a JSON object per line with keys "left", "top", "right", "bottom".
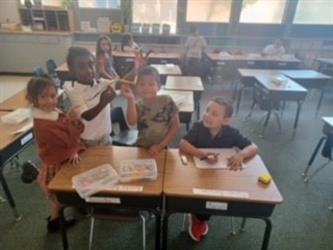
{"left": 0, "top": 167, "right": 21, "bottom": 221}
{"left": 260, "top": 218, "right": 272, "bottom": 250}
{"left": 60, "top": 207, "right": 69, "bottom": 250}
{"left": 236, "top": 86, "right": 244, "bottom": 114}
{"left": 294, "top": 101, "right": 303, "bottom": 129}
{"left": 154, "top": 210, "right": 161, "bottom": 250}
{"left": 316, "top": 89, "right": 325, "bottom": 114}
{"left": 162, "top": 212, "right": 171, "bottom": 250}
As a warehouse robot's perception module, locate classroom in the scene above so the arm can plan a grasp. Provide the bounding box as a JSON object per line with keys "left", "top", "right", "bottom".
{"left": 0, "top": 0, "right": 332, "bottom": 250}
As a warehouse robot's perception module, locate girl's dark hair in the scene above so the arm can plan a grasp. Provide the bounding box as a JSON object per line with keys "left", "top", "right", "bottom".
{"left": 121, "top": 34, "right": 132, "bottom": 52}
{"left": 211, "top": 96, "right": 233, "bottom": 117}
{"left": 66, "top": 46, "right": 94, "bottom": 69}
{"left": 137, "top": 66, "right": 161, "bottom": 86}
{"left": 26, "top": 75, "right": 57, "bottom": 105}
{"left": 96, "top": 35, "right": 112, "bottom": 57}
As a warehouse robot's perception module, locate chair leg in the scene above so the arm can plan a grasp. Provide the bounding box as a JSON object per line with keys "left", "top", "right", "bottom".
{"left": 240, "top": 217, "right": 247, "bottom": 232}
{"left": 139, "top": 213, "right": 146, "bottom": 250}
{"left": 303, "top": 137, "right": 326, "bottom": 178}
{"left": 88, "top": 216, "right": 95, "bottom": 250}
{"left": 230, "top": 217, "right": 236, "bottom": 236}
{"left": 303, "top": 160, "right": 332, "bottom": 183}
{"left": 181, "top": 214, "right": 187, "bottom": 232}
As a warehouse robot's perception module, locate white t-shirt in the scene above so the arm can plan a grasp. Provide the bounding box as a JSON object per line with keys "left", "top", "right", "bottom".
{"left": 65, "top": 79, "right": 112, "bottom": 141}
{"left": 185, "top": 35, "right": 207, "bottom": 59}
{"left": 262, "top": 44, "right": 286, "bottom": 56}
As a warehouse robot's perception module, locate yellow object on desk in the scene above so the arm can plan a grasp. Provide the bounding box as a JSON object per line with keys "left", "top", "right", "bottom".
{"left": 258, "top": 173, "right": 272, "bottom": 185}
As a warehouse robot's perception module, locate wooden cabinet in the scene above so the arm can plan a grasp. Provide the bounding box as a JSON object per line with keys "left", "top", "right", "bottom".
{"left": 19, "top": 7, "right": 74, "bottom": 32}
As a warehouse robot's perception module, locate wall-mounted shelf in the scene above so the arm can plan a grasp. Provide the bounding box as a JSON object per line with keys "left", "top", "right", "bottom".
{"left": 19, "top": 7, "right": 74, "bottom": 32}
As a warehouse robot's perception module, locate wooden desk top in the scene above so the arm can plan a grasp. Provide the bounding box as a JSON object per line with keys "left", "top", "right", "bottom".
{"left": 281, "top": 70, "right": 331, "bottom": 80}
{"left": 48, "top": 146, "right": 166, "bottom": 197}
{"left": 163, "top": 149, "right": 283, "bottom": 204}
{"left": 55, "top": 62, "right": 68, "bottom": 73}
{"left": 158, "top": 89, "right": 194, "bottom": 113}
{"left": 323, "top": 117, "right": 333, "bottom": 127}
{"left": 151, "top": 64, "right": 182, "bottom": 75}
{"left": 255, "top": 74, "right": 307, "bottom": 93}
{"left": 165, "top": 76, "right": 204, "bottom": 92}
{"left": 207, "top": 53, "right": 300, "bottom": 63}
{"left": 316, "top": 58, "right": 333, "bottom": 65}
{"left": 0, "top": 89, "right": 30, "bottom": 111}
{"left": 238, "top": 69, "right": 280, "bottom": 78}
{"left": 0, "top": 111, "right": 33, "bottom": 150}
{"left": 113, "top": 51, "right": 180, "bottom": 60}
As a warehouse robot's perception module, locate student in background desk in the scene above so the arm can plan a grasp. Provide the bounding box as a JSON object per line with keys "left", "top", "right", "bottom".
{"left": 262, "top": 39, "right": 286, "bottom": 57}
{"left": 121, "top": 33, "right": 140, "bottom": 53}
{"left": 179, "top": 97, "right": 258, "bottom": 242}
{"left": 26, "top": 76, "right": 85, "bottom": 233}
{"left": 121, "top": 66, "right": 180, "bottom": 156}
{"left": 96, "top": 35, "right": 119, "bottom": 80}
{"left": 65, "top": 46, "right": 116, "bottom": 146}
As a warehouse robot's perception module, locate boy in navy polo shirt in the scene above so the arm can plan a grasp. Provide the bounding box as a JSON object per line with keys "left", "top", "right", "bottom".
{"left": 179, "top": 96, "right": 258, "bottom": 242}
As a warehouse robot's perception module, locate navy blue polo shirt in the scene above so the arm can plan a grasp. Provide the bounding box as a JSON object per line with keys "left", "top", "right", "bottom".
{"left": 183, "top": 122, "right": 252, "bottom": 149}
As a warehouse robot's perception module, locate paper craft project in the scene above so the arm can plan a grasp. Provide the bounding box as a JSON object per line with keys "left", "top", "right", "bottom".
{"left": 10, "top": 121, "right": 33, "bottom": 135}
{"left": 118, "top": 159, "right": 157, "bottom": 183}
{"left": 193, "top": 148, "right": 238, "bottom": 169}
{"left": 72, "top": 164, "right": 119, "bottom": 198}
{"left": 1, "top": 108, "right": 31, "bottom": 124}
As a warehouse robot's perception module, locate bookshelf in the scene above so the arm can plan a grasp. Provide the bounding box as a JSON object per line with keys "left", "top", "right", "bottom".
{"left": 19, "top": 7, "right": 74, "bottom": 32}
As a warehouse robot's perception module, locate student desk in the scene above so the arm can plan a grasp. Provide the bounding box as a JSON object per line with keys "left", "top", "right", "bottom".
{"left": 281, "top": 70, "right": 332, "bottom": 112}
{"left": 48, "top": 146, "right": 166, "bottom": 250}
{"left": 151, "top": 64, "right": 182, "bottom": 85}
{"left": 55, "top": 63, "right": 75, "bottom": 87}
{"left": 0, "top": 89, "right": 30, "bottom": 111}
{"left": 0, "top": 111, "right": 34, "bottom": 221}
{"left": 316, "top": 58, "right": 333, "bottom": 74}
{"left": 158, "top": 89, "right": 194, "bottom": 130}
{"left": 165, "top": 76, "right": 204, "bottom": 120}
{"left": 162, "top": 149, "right": 283, "bottom": 250}
{"left": 254, "top": 74, "right": 308, "bottom": 130}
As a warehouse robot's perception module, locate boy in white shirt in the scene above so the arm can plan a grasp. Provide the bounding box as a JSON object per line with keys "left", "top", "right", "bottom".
{"left": 262, "top": 39, "right": 286, "bottom": 57}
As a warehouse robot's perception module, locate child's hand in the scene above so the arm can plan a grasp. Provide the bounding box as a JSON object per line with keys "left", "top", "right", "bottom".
{"left": 199, "top": 151, "right": 219, "bottom": 164}
{"left": 227, "top": 153, "right": 244, "bottom": 171}
{"left": 100, "top": 86, "right": 116, "bottom": 105}
{"left": 69, "top": 153, "right": 81, "bottom": 165}
{"left": 67, "top": 107, "right": 81, "bottom": 121}
{"left": 121, "top": 83, "right": 135, "bottom": 100}
{"left": 148, "top": 144, "right": 164, "bottom": 157}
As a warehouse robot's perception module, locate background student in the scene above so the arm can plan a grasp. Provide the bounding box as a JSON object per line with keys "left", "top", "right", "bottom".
{"left": 96, "top": 35, "right": 118, "bottom": 80}
{"left": 121, "top": 33, "right": 140, "bottom": 53}
{"left": 65, "top": 46, "right": 116, "bottom": 146}
{"left": 26, "top": 76, "right": 85, "bottom": 233}
{"left": 262, "top": 38, "right": 286, "bottom": 57}
{"left": 121, "top": 66, "right": 180, "bottom": 156}
{"left": 179, "top": 97, "right": 258, "bottom": 242}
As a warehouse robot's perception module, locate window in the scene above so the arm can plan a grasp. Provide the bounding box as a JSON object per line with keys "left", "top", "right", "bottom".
{"left": 293, "top": 0, "right": 333, "bottom": 25}
{"left": 186, "top": 0, "right": 232, "bottom": 23}
{"left": 20, "top": 0, "right": 62, "bottom": 7}
{"left": 78, "top": 0, "right": 121, "bottom": 9}
{"left": 132, "top": 0, "right": 178, "bottom": 34}
{"left": 240, "top": 0, "right": 287, "bottom": 24}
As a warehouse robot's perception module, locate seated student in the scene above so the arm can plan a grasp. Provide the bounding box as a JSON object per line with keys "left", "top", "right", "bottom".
{"left": 262, "top": 39, "right": 286, "bottom": 57}
{"left": 179, "top": 97, "right": 258, "bottom": 242}
{"left": 121, "top": 66, "right": 180, "bottom": 156}
{"left": 96, "top": 35, "right": 118, "bottom": 80}
{"left": 121, "top": 33, "right": 140, "bottom": 53}
{"left": 65, "top": 46, "right": 116, "bottom": 146}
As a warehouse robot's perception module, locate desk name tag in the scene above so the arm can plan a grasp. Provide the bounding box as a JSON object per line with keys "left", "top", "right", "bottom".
{"left": 193, "top": 188, "right": 249, "bottom": 199}
{"left": 206, "top": 201, "right": 228, "bottom": 211}
{"left": 21, "top": 132, "right": 33, "bottom": 145}
{"left": 105, "top": 185, "right": 143, "bottom": 192}
{"left": 85, "top": 197, "right": 121, "bottom": 204}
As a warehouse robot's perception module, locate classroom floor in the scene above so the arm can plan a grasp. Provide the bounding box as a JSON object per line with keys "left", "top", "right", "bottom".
{"left": 0, "top": 75, "right": 333, "bottom": 250}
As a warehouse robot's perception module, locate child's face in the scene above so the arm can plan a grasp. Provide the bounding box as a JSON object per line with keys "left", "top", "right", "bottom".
{"left": 36, "top": 86, "right": 58, "bottom": 112}
{"left": 137, "top": 75, "right": 160, "bottom": 101}
{"left": 71, "top": 54, "right": 96, "bottom": 85}
{"left": 100, "top": 39, "right": 111, "bottom": 52}
{"left": 202, "top": 101, "right": 230, "bottom": 130}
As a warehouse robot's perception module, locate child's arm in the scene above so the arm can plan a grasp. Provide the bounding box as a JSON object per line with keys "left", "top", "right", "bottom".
{"left": 228, "top": 143, "right": 258, "bottom": 170}
{"left": 149, "top": 114, "right": 180, "bottom": 156}
{"left": 121, "top": 83, "right": 137, "bottom": 126}
{"left": 81, "top": 86, "right": 116, "bottom": 121}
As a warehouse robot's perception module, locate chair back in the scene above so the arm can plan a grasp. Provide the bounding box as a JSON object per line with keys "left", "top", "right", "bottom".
{"left": 46, "top": 59, "right": 57, "bottom": 76}
{"left": 34, "top": 67, "right": 45, "bottom": 77}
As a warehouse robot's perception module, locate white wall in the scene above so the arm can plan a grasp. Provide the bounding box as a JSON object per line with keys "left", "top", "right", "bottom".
{"left": 0, "top": 0, "right": 20, "bottom": 24}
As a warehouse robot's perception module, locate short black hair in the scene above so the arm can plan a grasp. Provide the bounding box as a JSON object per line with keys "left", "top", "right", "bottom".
{"left": 26, "top": 75, "right": 56, "bottom": 106}
{"left": 66, "top": 46, "right": 94, "bottom": 69}
{"left": 211, "top": 96, "right": 233, "bottom": 117}
{"left": 121, "top": 34, "right": 133, "bottom": 52}
{"left": 137, "top": 66, "right": 161, "bottom": 86}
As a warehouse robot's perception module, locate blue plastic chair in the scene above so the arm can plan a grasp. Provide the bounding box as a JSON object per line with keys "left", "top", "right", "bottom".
{"left": 34, "top": 67, "right": 45, "bottom": 77}
{"left": 46, "top": 59, "right": 58, "bottom": 77}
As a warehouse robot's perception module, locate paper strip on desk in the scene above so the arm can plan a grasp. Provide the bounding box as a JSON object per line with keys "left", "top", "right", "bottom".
{"left": 104, "top": 185, "right": 143, "bottom": 192}
{"left": 193, "top": 188, "right": 249, "bottom": 198}
{"left": 11, "top": 121, "right": 33, "bottom": 135}
{"left": 85, "top": 196, "right": 121, "bottom": 204}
